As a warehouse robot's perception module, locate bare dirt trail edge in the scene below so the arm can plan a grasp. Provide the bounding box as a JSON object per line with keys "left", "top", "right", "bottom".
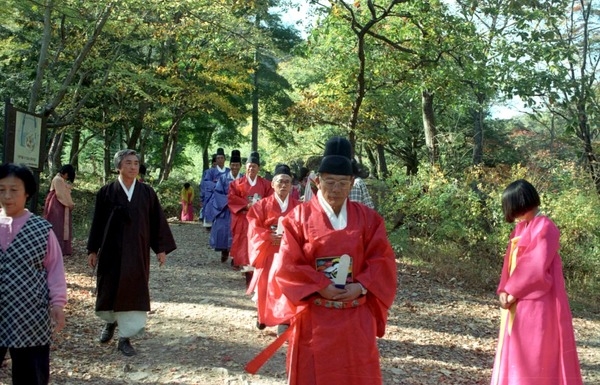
{"left": 1, "top": 221, "right": 598, "bottom": 384}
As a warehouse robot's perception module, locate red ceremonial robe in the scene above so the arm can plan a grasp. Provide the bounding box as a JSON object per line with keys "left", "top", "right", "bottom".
{"left": 246, "top": 194, "right": 300, "bottom": 324}
{"left": 491, "top": 215, "right": 582, "bottom": 385}
{"left": 266, "top": 197, "right": 397, "bottom": 385}
{"left": 227, "top": 176, "right": 273, "bottom": 266}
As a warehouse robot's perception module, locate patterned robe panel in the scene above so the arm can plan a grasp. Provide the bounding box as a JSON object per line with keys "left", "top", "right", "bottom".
{"left": 0, "top": 216, "right": 52, "bottom": 347}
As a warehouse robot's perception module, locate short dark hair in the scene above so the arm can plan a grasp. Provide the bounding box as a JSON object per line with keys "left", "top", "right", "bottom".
{"left": 0, "top": 163, "right": 37, "bottom": 200}
{"left": 184, "top": 182, "right": 190, "bottom": 189}
{"left": 501, "top": 179, "right": 541, "bottom": 223}
{"left": 59, "top": 164, "right": 76, "bottom": 183}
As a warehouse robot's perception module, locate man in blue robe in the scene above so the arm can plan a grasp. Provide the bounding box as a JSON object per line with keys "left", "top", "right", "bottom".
{"left": 201, "top": 148, "right": 229, "bottom": 230}
{"left": 205, "top": 150, "right": 242, "bottom": 262}
{"left": 198, "top": 154, "right": 216, "bottom": 226}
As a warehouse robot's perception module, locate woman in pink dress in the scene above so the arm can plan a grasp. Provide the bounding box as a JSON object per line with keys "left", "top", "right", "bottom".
{"left": 43, "top": 164, "right": 75, "bottom": 256}
{"left": 180, "top": 182, "right": 195, "bottom": 221}
{"left": 491, "top": 179, "right": 582, "bottom": 385}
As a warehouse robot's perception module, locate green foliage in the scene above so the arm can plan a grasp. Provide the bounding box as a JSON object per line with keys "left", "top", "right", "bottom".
{"left": 148, "top": 178, "right": 191, "bottom": 220}
{"left": 382, "top": 161, "right": 600, "bottom": 308}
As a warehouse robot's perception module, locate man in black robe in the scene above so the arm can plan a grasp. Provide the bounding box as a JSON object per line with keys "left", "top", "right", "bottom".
{"left": 87, "top": 149, "right": 176, "bottom": 356}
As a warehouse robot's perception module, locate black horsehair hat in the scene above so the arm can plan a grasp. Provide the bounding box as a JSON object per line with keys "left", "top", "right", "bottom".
{"left": 247, "top": 151, "right": 260, "bottom": 166}
{"left": 317, "top": 136, "right": 353, "bottom": 176}
{"left": 216, "top": 148, "right": 225, "bottom": 156}
{"left": 273, "top": 164, "right": 292, "bottom": 178}
{"left": 230, "top": 150, "right": 241, "bottom": 163}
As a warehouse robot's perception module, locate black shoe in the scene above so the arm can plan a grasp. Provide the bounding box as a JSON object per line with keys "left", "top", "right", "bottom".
{"left": 117, "top": 338, "right": 136, "bottom": 356}
{"left": 220, "top": 250, "right": 229, "bottom": 263}
{"left": 256, "top": 320, "right": 266, "bottom": 330}
{"left": 245, "top": 271, "right": 253, "bottom": 288}
{"left": 99, "top": 322, "right": 117, "bottom": 343}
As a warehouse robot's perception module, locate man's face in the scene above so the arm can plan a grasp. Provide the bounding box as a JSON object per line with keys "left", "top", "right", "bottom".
{"left": 272, "top": 174, "right": 292, "bottom": 199}
{"left": 246, "top": 162, "right": 259, "bottom": 179}
{"left": 216, "top": 155, "right": 225, "bottom": 168}
{"left": 316, "top": 173, "right": 354, "bottom": 211}
{"left": 118, "top": 154, "right": 140, "bottom": 181}
{"left": 230, "top": 162, "right": 241, "bottom": 177}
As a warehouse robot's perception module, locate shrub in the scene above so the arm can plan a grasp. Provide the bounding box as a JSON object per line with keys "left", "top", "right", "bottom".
{"left": 382, "top": 161, "right": 600, "bottom": 308}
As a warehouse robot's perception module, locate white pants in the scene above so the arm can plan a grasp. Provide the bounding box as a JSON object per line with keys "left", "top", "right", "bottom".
{"left": 96, "top": 311, "right": 147, "bottom": 338}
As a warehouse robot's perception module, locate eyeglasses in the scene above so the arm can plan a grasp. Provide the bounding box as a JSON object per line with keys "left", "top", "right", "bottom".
{"left": 274, "top": 179, "right": 291, "bottom": 185}
{"left": 320, "top": 178, "right": 352, "bottom": 189}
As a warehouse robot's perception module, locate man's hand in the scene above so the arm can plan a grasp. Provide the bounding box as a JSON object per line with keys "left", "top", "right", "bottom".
{"left": 157, "top": 252, "right": 166, "bottom": 267}
{"left": 318, "top": 283, "right": 362, "bottom": 301}
{"left": 88, "top": 252, "right": 97, "bottom": 269}
{"left": 318, "top": 284, "right": 346, "bottom": 300}
{"left": 331, "top": 283, "right": 363, "bottom": 301}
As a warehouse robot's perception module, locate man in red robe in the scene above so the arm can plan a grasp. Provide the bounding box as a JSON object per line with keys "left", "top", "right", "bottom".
{"left": 247, "top": 164, "right": 300, "bottom": 330}
{"left": 262, "top": 137, "right": 397, "bottom": 385}
{"left": 227, "top": 151, "right": 273, "bottom": 285}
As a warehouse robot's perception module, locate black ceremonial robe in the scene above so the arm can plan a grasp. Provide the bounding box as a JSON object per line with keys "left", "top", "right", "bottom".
{"left": 87, "top": 180, "right": 176, "bottom": 312}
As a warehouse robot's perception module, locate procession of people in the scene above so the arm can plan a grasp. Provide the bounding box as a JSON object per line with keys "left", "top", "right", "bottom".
{"left": 0, "top": 138, "right": 585, "bottom": 385}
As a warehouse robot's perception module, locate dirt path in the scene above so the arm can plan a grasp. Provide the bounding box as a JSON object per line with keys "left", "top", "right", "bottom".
{"left": 1, "top": 221, "right": 599, "bottom": 384}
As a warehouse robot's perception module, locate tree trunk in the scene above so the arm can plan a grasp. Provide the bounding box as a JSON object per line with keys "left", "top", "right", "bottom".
{"left": 577, "top": 104, "right": 600, "bottom": 194}
{"left": 251, "top": 61, "right": 259, "bottom": 152}
{"left": 127, "top": 101, "right": 149, "bottom": 151}
{"left": 406, "top": 153, "right": 419, "bottom": 176}
{"left": 103, "top": 129, "right": 112, "bottom": 184}
{"left": 422, "top": 89, "right": 438, "bottom": 166}
{"left": 44, "top": 3, "right": 114, "bottom": 116}
{"left": 160, "top": 118, "right": 181, "bottom": 182}
{"left": 47, "top": 130, "right": 65, "bottom": 174}
{"left": 29, "top": 0, "right": 53, "bottom": 113}
{"left": 376, "top": 143, "right": 388, "bottom": 178}
{"left": 347, "top": 29, "right": 367, "bottom": 157}
{"left": 364, "top": 145, "right": 379, "bottom": 179}
{"left": 472, "top": 107, "right": 484, "bottom": 165}
{"left": 158, "top": 134, "right": 169, "bottom": 183}
{"left": 70, "top": 129, "right": 80, "bottom": 168}
{"left": 251, "top": 13, "right": 261, "bottom": 153}
{"left": 200, "top": 126, "right": 213, "bottom": 172}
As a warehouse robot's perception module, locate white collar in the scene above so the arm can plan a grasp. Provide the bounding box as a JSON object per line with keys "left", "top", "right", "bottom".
{"left": 246, "top": 175, "right": 257, "bottom": 187}
{"left": 118, "top": 175, "right": 136, "bottom": 202}
{"left": 317, "top": 190, "right": 347, "bottom": 230}
{"left": 274, "top": 193, "right": 289, "bottom": 212}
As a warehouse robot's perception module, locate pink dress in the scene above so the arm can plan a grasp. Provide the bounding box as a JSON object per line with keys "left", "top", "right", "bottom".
{"left": 180, "top": 187, "right": 194, "bottom": 221}
{"left": 43, "top": 174, "right": 74, "bottom": 255}
{"left": 491, "top": 215, "right": 582, "bottom": 385}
